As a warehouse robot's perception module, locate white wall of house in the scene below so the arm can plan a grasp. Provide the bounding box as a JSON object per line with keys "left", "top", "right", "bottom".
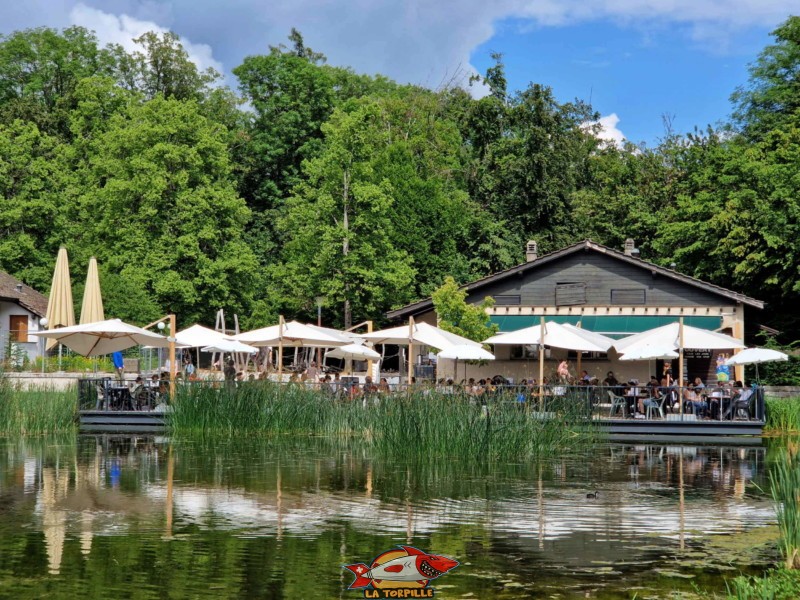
{"left": 0, "top": 300, "right": 45, "bottom": 363}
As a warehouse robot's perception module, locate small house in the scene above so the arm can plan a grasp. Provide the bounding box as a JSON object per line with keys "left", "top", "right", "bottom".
{"left": 0, "top": 271, "right": 48, "bottom": 366}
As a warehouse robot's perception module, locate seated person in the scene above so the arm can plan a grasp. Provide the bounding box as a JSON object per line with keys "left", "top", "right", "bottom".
{"left": 683, "top": 381, "right": 708, "bottom": 416}
{"left": 603, "top": 371, "right": 619, "bottom": 387}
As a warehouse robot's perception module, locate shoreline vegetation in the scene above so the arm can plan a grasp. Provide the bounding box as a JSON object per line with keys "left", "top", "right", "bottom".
{"left": 168, "top": 383, "right": 602, "bottom": 461}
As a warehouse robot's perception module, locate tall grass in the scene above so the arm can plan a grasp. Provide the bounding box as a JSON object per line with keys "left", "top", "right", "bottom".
{"left": 769, "top": 448, "right": 800, "bottom": 570}
{"left": 169, "top": 383, "right": 600, "bottom": 461}
{"left": 765, "top": 398, "right": 800, "bottom": 434}
{"left": 0, "top": 376, "right": 77, "bottom": 434}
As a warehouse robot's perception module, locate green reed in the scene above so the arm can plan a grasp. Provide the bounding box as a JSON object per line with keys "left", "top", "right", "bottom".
{"left": 765, "top": 398, "right": 800, "bottom": 434}
{"left": 0, "top": 383, "right": 77, "bottom": 435}
{"left": 768, "top": 449, "right": 800, "bottom": 570}
{"left": 168, "top": 383, "right": 600, "bottom": 461}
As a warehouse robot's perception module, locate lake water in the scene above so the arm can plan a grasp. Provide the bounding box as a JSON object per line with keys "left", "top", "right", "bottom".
{"left": 0, "top": 435, "right": 778, "bottom": 599}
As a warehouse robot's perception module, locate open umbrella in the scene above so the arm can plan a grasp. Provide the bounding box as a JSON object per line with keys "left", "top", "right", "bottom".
{"left": 79, "top": 257, "right": 104, "bottom": 324}
{"left": 200, "top": 340, "right": 258, "bottom": 354}
{"left": 725, "top": 348, "right": 789, "bottom": 383}
{"left": 44, "top": 246, "right": 75, "bottom": 350}
{"left": 234, "top": 320, "right": 352, "bottom": 347}
{"left": 620, "top": 345, "right": 680, "bottom": 361}
{"left": 437, "top": 344, "right": 495, "bottom": 381}
{"left": 32, "top": 318, "right": 175, "bottom": 356}
{"left": 325, "top": 343, "right": 381, "bottom": 361}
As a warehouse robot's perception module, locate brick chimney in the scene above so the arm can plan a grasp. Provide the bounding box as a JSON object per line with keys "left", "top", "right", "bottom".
{"left": 526, "top": 240, "right": 538, "bottom": 262}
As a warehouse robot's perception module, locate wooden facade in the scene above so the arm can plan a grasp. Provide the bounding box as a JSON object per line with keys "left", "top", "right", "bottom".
{"left": 387, "top": 240, "right": 764, "bottom": 384}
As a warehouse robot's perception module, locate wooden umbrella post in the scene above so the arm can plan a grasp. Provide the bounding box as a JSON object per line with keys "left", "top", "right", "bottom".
{"left": 407, "top": 316, "right": 415, "bottom": 390}
{"left": 169, "top": 314, "right": 176, "bottom": 399}
{"left": 538, "top": 316, "right": 545, "bottom": 410}
{"left": 576, "top": 320, "right": 582, "bottom": 380}
{"left": 678, "top": 316, "right": 685, "bottom": 417}
{"left": 278, "top": 315, "right": 285, "bottom": 384}
{"left": 366, "top": 320, "right": 374, "bottom": 380}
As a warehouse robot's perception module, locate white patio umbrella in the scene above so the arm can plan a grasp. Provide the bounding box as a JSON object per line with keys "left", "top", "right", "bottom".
{"left": 725, "top": 348, "right": 789, "bottom": 383}
{"left": 31, "top": 318, "right": 175, "bottom": 356}
{"left": 437, "top": 344, "right": 495, "bottom": 381}
{"left": 483, "top": 321, "right": 609, "bottom": 352}
{"left": 614, "top": 322, "right": 745, "bottom": 354}
{"left": 233, "top": 320, "right": 352, "bottom": 347}
{"left": 325, "top": 343, "right": 381, "bottom": 361}
{"left": 560, "top": 323, "right": 616, "bottom": 351}
{"left": 201, "top": 340, "right": 258, "bottom": 354}
{"left": 359, "top": 320, "right": 482, "bottom": 383}
{"left": 175, "top": 324, "right": 228, "bottom": 347}
{"left": 359, "top": 321, "right": 481, "bottom": 349}
{"left": 620, "top": 345, "right": 680, "bottom": 361}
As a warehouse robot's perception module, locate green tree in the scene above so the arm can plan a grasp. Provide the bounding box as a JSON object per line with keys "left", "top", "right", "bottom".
{"left": 66, "top": 95, "right": 257, "bottom": 325}
{"left": 0, "top": 119, "right": 71, "bottom": 287}
{"left": 431, "top": 276, "right": 497, "bottom": 342}
{"left": 732, "top": 16, "right": 800, "bottom": 140}
{"left": 273, "top": 99, "right": 416, "bottom": 328}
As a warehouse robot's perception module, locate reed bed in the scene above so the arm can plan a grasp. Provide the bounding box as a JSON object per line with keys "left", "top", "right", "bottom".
{"left": 0, "top": 383, "right": 77, "bottom": 435}
{"left": 169, "top": 383, "right": 600, "bottom": 461}
{"left": 769, "top": 448, "right": 800, "bottom": 570}
{"left": 765, "top": 398, "right": 800, "bottom": 434}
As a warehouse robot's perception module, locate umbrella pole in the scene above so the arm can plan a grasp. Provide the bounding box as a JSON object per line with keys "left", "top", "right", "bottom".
{"left": 407, "top": 317, "right": 415, "bottom": 389}
{"left": 278, "top": 315, "right": 284, "bottom": 384}
{"left": 538, "top": 316, "right": 545, "bottom": 410}
{"left": 678, "top": 317, "right": 685, "bottom": 417}
{"left": 169, "top": 314, "right": 176, "bottom": 399}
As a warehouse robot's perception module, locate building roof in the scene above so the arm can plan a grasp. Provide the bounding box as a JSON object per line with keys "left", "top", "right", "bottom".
{"left": 0, "top": 271, "right": 48, "bottom": 317}
{"left": 387, "top": 239, "right": 765, "bottom": 320}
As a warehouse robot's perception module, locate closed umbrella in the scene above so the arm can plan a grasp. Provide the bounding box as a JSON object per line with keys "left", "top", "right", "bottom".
{"left": 44, "top": 246, "right": 75, "bottom": 350}
{"left": 32, "top": 318, "right": 175, "bottom": 356}
{"left": 437, "top": 344, "right": 495, "bottom": 381}
{"left": 79, "top": 257, "right": 104, "bottom": 324}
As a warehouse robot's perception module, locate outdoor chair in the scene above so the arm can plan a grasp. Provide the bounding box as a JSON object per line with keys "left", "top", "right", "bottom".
{"left": 724, "top": 390, "right": 754, "bottom": 420}
{"left": 645, "top": 394, "right": 667, "bottom": 420}
{"left": 608, "top": 390, "right": 627, "bottom": 418}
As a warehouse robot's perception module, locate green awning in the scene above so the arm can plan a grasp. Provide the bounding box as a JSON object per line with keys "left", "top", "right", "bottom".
{"left": 489, "top": 315, "right": 722, "bottom": 337}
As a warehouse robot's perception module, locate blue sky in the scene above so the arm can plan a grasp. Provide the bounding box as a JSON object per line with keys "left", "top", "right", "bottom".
{"left": 472, "top": 18, "right": 775, "bottom": 145}
{"left": 0, "top": 2, "right": 793, "bottom": 146}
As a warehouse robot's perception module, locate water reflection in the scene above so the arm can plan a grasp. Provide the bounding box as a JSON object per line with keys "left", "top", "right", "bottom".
{"left": 0, "top": 435, "right": 777, "bottom": 598}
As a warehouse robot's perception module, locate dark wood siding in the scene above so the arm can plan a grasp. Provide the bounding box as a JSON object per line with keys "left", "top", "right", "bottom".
{"left": 472, "top": 252, "right": 728, "bottom": 307}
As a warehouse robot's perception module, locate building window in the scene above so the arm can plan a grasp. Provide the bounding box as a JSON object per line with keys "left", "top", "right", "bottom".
{"left": 494, "top": 295, "right": 521, "bottom": 306}
{"left": 555, "top": 282, "right": 586, "bottom": 306}
{"left": 9, "top": 315, "right": 28, "bottom": 342}
{"left": 610, "top": 289, "right": 646, "bottom": 305}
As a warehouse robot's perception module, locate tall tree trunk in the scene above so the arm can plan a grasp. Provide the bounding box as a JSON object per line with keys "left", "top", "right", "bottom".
{"left": 342, "top": 168, "right": 352, "bottom": 329}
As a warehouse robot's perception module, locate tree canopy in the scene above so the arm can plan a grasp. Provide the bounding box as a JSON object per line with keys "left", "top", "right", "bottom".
{"left": 0, "top": 18, "right": 798, "bottom": 341}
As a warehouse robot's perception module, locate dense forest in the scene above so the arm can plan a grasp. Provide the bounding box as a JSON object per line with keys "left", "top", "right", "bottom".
{"left": 0, "top": 19, "right": 798, "bottom": 340}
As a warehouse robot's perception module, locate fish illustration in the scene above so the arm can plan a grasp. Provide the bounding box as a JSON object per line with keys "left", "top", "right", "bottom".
{"left": 344, "top": 545, "right": 459, "bottom": 589}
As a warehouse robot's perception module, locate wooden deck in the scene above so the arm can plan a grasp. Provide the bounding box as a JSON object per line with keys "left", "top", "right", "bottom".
{"left": 593, "top": 417, "right": 763, "bottom": 437}
{"left": 79, "top": 410, "right": 167, "bottom": 433}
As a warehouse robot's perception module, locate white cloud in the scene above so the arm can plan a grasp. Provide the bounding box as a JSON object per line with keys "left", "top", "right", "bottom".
{"left": 586, "top": 113, "right": 627, "bottom": 148}
{"left": 69, "top": 3, "right": 224, "bottom": 75}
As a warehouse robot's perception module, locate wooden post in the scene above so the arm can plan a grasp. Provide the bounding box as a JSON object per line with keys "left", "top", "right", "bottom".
{"left": 278, "top": 315, "right": 284, "bottom": 383}
{"left": 407, "top": 316, "right": 415, "bottom": 388}
{"left": 731, "top": 305, "right": 745, "bottom": 383}
{"left": 576, "top": 321, "right": 582, "bottom": 380}
{"left": 169, "top": 314, "right": 176, "bottom": 399}
{"left": 678, "top": 317, "right": 685, "bottom": 416}
{"left": 366, "top": 320, "right": 374, "bottom": 380}
{"left": 538, "top": 316, "right": 545, "bottom": 409}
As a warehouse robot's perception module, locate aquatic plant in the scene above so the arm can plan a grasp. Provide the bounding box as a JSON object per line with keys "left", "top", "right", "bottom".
{"left": 168, "top": 383, "right": 600, "bottom": 460}
{"left": 727, "top": 568, "right": 800, "bottom": 599}
{"left": 0, "top": 377, "right": 77, "bottom": 434}
{"left": 765, "top": 398, "right": 800, "bottom": 434}
{"left": 768, "top": 449, "right": 800, "bottom": 570}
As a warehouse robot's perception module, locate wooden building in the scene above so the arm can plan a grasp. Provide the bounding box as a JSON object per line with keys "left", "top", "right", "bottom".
{"left": 387, "top": 240, "right": 764, "bottom": 384}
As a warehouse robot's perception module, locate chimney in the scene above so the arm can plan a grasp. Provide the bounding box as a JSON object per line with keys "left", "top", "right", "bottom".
{"left": 525, "top": 240, "right": 538, "bottom": 262}
{"left": 624, "top": 238, "right": 640, "bottom": 258}
{"left": 15, "top": 283, "right": 23, "bottom": 293}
